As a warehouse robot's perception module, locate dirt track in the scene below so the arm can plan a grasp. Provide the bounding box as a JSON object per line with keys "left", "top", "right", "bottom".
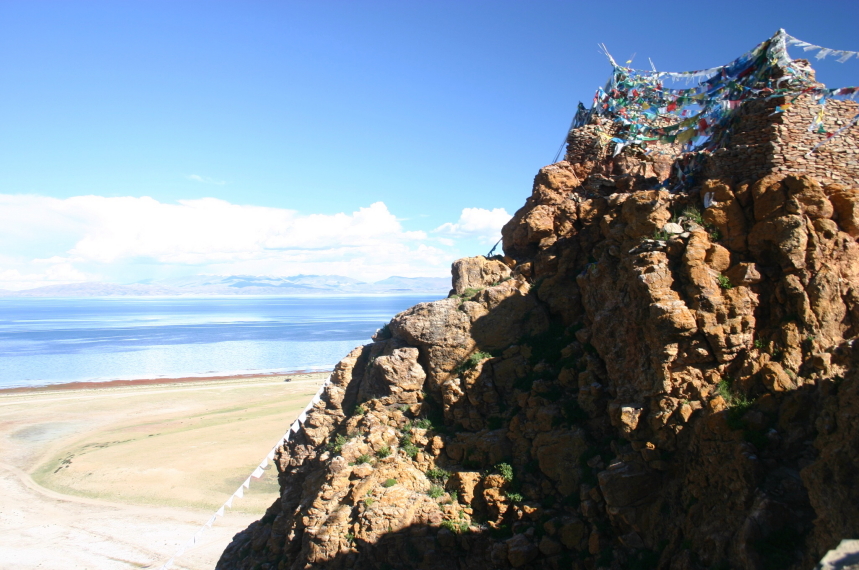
{"left": 0, "top": 373, "right": 328, "bottom": 570}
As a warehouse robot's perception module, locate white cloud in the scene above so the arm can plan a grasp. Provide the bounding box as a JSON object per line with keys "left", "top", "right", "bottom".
{"left": 0, "top": 194, "right": 457, "bottom": 288}
{"left": 187, "top": 174, "right": 227, "bottom": 185}
{"left": 434, "top": 207, "right": 511, "bottom": 244}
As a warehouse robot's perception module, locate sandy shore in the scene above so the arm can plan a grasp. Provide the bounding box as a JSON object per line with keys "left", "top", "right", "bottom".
{"left": 0, "top": 372, "right": 329, "bottom": 570}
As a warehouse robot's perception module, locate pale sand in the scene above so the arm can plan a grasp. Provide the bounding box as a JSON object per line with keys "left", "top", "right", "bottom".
{"left": 0, "top": 372, "right": 329, "bottom": 570}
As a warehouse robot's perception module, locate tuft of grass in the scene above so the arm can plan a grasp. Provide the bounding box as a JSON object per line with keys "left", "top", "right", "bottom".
{"left": 455, "top": 351, "right": 492, "bottom": 374}
{"left": 683, "top": 206, "right": 704, "bottom": 226}
{"left": 413, "top": 418, "right": 433, "bottom": 430}
{"left": 353, "top": 404, "right": 367, "bottom": 416}
{"left": 427, "top": 485, "right": 445, "bottom": 498}
{"left": 426, "top": 468, "right": 450, "bottom": 483}
{"left": 345, "top": 532, "right": 355, "bottom": 545}
{"left": 717, "top": 274, "right": 733, "bottom": 290}
{"left": 440, "top": 519, "right": 469, "bottom": 533}
{"left": 402, "top": 444, "right": 420, "bottom": 459}
{"left": 447, "top": 490, "right": 458, "bottom": 504}
{"left": 382, "top": 478, "right": 397, "bottom": 488}
{"left": 496, "top": 462, "right": 514, "bottom": 482}
{"left": 399, "top": 404, "right": 410, "bottom": 413}
{"left": 352, "top": 453, "right": 372, "bottom": 465}
{"left": 754, "top": 339, "right": 765, "bottom": 350}
{"left": 651, "top": 228, "right": 671, "bottom": 241}
{"left": 326, "top": 434, "right": 349, "bottom": 454}
{"left": 376, "top": 445, "right": 391, "bottom": 459}
{"left": 505, "top": 491, "right": 523, "bottom": 503}
{"left": 364, "top": 498, "right": 375, "bottom": 507}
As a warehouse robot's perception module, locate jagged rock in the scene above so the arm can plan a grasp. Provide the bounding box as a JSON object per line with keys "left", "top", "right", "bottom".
{"left": 451, "top": 256, "right": 512, "bottom": 296}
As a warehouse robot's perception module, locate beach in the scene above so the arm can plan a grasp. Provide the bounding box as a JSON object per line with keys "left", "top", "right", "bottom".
{"left": 0, "top": 372, "right": 329, "bottom": 570}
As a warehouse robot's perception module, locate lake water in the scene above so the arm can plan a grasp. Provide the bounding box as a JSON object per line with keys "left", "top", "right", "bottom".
{"left": 0, "top": 295, "right": 438, "bottom": 389}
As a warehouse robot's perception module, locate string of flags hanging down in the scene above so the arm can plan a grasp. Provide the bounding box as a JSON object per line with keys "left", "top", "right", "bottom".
{"left": 153, "top": 375, "right": 332, "bottom": 570}
{"left": 567, "top": 29, "right": 858, "bottom": 172}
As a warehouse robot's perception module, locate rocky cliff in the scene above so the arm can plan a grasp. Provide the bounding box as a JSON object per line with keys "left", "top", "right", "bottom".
{"left": 217, "top": 56, "right": 859, "bottom": 570}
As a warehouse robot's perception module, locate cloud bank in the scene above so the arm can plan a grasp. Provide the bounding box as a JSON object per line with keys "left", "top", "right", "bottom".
{"left": 434, "top": 207, "right": 511, "bottom": 244}
{"left": 0, "top": 195, "right": 511, "bottom": 290}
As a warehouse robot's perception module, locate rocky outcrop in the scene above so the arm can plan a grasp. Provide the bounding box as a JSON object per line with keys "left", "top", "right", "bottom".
{"left": 218, "top": 84, "right": 859, "bottom": 570}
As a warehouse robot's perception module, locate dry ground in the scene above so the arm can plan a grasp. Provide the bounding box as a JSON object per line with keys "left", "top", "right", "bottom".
{"left": 0, "top": 372, "right": 328, "bottom": 570}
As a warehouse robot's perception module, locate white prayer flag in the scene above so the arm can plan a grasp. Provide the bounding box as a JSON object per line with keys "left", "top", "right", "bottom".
{"left": 243, "top": 477, "right": 251, "bottom": 489}
{"left": 235, "top": 486, "right": 244, "bottom": 499}
{"left": 225, "top": 495, "right": 234, "bottom": 508}
{"left": 816, "top": 48, "right": 833, "bottom": 60}
{"left": 267, "top": 448, "right": 276, "bottom": 461}
{"left": 259, "top": 457, "right": 270, "bottom": 469}
{"left": 205, "top": 515, "right": 216, "bottom": 528}
{"left": 837, "top": 51, "right": 855, "bottom": 63}
{"left": 216, "top": 506, "right": 225, "bottom": 517}
{"left": 176, "top": 546, "right": 186, "bottom": 557}
{"left": 252, "top": 466, "right": 265, "bottom": 478}
{"left": 298, "top": 411, "right": 308, "bottom": 423}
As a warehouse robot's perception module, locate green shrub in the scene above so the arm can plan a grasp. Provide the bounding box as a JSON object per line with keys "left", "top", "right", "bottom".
{"left": 382, "top": 478, "right": 397, "bottom": 488}
{"left": 682, "top": 206, "right": 704, "bottom": 226}
{"left": 440, "top": 519, "right": 469, "bottom": 533}
{"left": 717, "top": 274, "right": 733, "bottom": 290}
{"left": 353, "top": 404, "right": 367, "bottom": 416}
{"left": 326, "top": 434, "right": 348, "bottom": 454}
{"left": 376, "top": 445, "right": 391, "bottom": 459}
{"left": 426, "top": 468, "right": 450, "bottom": 483}
{"left": 402, "top": 444, "right": 420, "bottom": 458}
{"left": 364, "top": 498, "right": 375, "bottom": 507}
{"left": 505, "top": 492, "right": 523, "bottom": 503}
{"left": 427, "top": 485, "right": 445, "bottom": 498}
{"left": 413, "top": 418, "right": 433, "bottom": 430}
{"left": 448, "top": 490, "right": 458, "bottom": 504}
{"left": 455, "top": 351, "right": 492, "bottom": 374}
{"left": 496, "top": 462, "right": 514, "bottom": 482}
{"left": 345, "top": 532, "right": 355, "bottom": 545}
{"left": 353, "top": 454, "right": 372, "bottom": 465}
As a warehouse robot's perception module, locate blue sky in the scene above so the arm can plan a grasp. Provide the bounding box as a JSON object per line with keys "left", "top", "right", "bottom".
{"left": 1, "top": 1, "right": 857, "bottom": 289}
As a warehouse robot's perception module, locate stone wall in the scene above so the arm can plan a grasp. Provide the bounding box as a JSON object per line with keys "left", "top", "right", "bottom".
{"left": 773, "top": 95, "right": 859, "bottom": 187}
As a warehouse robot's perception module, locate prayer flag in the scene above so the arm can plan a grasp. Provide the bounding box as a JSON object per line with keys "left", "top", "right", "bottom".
{"left": 206, "top": 516, "right": 216, "bottom": 528}
{"left": 225, "top": 496, "right": 234, "bottom": 508}
{"left": 216, "top": 506, "right": 225, "bottom": 517}
{"left": 243, "top": 477, "right": 251, "bottom": 489}
{"left": 252, "top": 466, "right": 265, "bottom": 478}
{"left": 235, "top": 486, "right": 244, "bottom": 499}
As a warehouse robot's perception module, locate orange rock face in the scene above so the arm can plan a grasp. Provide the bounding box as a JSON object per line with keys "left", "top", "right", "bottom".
{"left": 218, "top": 89, "right": 859, "bottom": 570}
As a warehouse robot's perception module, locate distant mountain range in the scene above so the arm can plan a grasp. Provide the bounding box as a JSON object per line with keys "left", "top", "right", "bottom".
{"left": 0, "top": 274, "right": 452, "bottom": 297}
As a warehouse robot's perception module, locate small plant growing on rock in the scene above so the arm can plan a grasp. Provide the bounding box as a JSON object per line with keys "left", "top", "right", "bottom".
{"left": 326, "top": 434, "right": 349, "bottom": 454}
{"left": 353, "top": 403, "right": 367, "bottom": 416}
{"left": 455, "top": 351, "right": 492, "bottom": 374}
{"left": 496, "top": 462, "right": 514, "bottom": 482}
{"left": 426, "top": 468, "right": 450, "bottom": 483}
{"left": 441, "top": 519, "right": 469, "bottom": 534}
{"left": 505, "top": 491, "right": 523, "bottom": 503}
{"left": 364, "top": 498, "right": 375, "bottom": 507}
{"left": 414, "top": 418, "right": 433, "bottom": 430}
{"left": 754, "top": 339, "right": 765, "bottom": 350}
{"left": 376, "top": 445, "right": 391, "bottom": 459}
{"left": 427, "top": 485, "right": 445, "bottom": 498}
{"left": 447, "top": 490, "right": 458, "bottom": 504}
{"left": 402, "top": 443, "right": 420, "bottom": 458}
{"left": 345, "top": 532, "right": 355, "bottom": 546}
{"left": 717, "top": 274, "right": 733, "bottom": 290}
{"left": 382, "top": 478, "right": 397, "bottom": 488}
{"left": 682, "top": 206, "right": 704, "bottom": 226}
{"left": 352, "top": 454, "right": 372, "bottom": 465}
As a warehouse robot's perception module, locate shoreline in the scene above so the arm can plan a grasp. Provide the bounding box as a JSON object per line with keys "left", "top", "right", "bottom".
{"left": 0, "top": 369, "right": 332, "bottom": 395}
